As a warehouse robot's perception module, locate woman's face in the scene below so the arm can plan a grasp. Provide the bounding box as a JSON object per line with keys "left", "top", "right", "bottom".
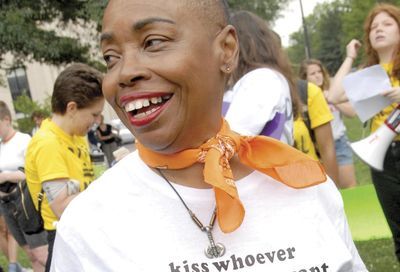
{"left": 306, "top": 64, "right": 324, "bottom": 88}
{"left": 369, "top": 11, "right": 400, "bottom": 57}
{"left": 100, "top": 0, "right": 235, "bottom": 153}
{"left": 33, "top": 116, "right": 43, "bottom": 127}
{"left": 72, "top": 99, "right": 105, "bottom": 136}
{"left": 0, "top": 117, "right": 11, "bottom": 141}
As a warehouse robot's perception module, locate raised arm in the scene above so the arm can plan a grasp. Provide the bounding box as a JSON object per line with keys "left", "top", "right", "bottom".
{"left": 327, "top": 39, "right": 362, "bottom": 104}
{"left": 334, "top": 101, "right": 357, "bottom": 118}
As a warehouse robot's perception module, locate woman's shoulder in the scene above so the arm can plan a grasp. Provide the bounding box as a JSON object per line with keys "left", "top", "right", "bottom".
{"left": 240, "top": 68, "right": 285, "bottom": 82}
{"left": 233, "top": 68, "right": 288, "bottom": 93}
{"left": 307, "top": 82, "right": 324, "bottom": 98}
{"left": 15, "top": 131, "right": 31, "bottom": 142}
{"left": 30, "top": 128, "right": 59, "bottom": 147}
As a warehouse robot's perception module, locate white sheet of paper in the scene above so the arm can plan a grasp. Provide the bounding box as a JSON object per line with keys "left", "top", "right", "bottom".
{"left": 342, "top": 65, "right": 392, "bottom": 122}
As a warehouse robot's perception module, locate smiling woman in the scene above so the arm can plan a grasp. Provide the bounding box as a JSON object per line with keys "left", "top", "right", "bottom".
{"left": 50, "top": 1, "right": 366, "bottom": 271}
{"left": 99, "top": 0, "right": 231, "bottom": 153}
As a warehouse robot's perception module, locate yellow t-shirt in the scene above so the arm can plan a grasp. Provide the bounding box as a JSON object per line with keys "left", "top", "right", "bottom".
{"left": 371, "top": 63, "right": 400, "bottom": 141}
{"left": 25, "top": 119, "right": 94, "bottom": 230}
{"left": 293, "top": 82, "right": 334, "bottom": 160}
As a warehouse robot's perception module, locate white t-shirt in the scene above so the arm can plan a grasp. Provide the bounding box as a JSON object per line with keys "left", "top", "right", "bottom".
{"left": 52, "top": 151, "right": 366, "bottom": 272}
{"left": 225, "top": 68, "right": 294, "bottom": 145}
{"left": 329, "top": 104, "right": 347, "bottom": 140}
{"left": 0, "top": 132, "right": 31, "bottom": 172}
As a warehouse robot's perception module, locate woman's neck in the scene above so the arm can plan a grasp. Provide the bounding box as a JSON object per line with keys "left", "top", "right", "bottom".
{"left": 378, "top": 48, "right": 395, "bottom": 64}
{"left": 155, "top": 155, "right": 253, "bottom": 189}
{"left": 2, "top": 129, "right": 16, "bottom": 143}
{"left": 52, "top": 114, "right": 73, "bottom": 136}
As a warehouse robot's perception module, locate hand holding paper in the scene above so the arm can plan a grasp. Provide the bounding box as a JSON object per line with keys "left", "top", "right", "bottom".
{"left": 381, "top": 87, "right": 400, "bottom": 103}
{"left": 342, "top": 65, "right": 393, "bottom": 122}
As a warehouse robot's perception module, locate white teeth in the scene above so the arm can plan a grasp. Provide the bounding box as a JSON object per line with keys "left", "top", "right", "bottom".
{"left": 123, "top": 94, "right": 172, "bottom": 113}
{"left": 135, "top": 112, "right": 146, "bottom": 118}
{"left": 134, "top": 107, "right": 158, "bottom": 119}
{"left": 135, "top": 100, "right": 143, "bottom": 110}
{"left": 125, "top": 102, "right": 135, "bottom": 112}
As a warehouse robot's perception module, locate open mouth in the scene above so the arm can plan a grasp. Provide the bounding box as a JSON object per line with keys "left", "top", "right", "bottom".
{"left": 122, "top": 94, "right": 173, "bottom": 126}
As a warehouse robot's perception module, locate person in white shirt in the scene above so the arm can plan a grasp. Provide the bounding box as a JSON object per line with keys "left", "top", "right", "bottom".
{"left": 50, "top": 1, "right": 367, "bottom": 271}
{"left": 224, "top": 11, "right": 301, "bottom": 145}
{"left": 0, "top": 101, "right": 48, "bottom": 272}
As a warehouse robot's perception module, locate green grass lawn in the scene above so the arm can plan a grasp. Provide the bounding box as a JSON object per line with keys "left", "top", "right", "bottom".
{"left": 356, "top": 238, "right": 399, "bottom": 271}
{"left": 341, "top": 185, "right": 391, "bottom": 241}
{"left": 0, "top": 248, "right": 30, "bottom": 271}
{"left": 341, "top": 185, "right": 399, "bottom": 270}
{"left": 343, "top": 117, "right": 373, "bottom": 186}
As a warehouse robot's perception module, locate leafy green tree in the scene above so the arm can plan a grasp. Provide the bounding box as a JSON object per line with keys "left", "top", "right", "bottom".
{"left": 287, "top": 0, "right": 400, "bottom": 75}
{"left": 286, "top": 30, "right": 307, "bottom": 71}
{"left": 286, "top": 11, "right": 320, "bottom": 72}
{"left": 228, "top": 0, "right": 291, "bottom": 21}
{"left": 0, "top": 0, "right": 289, "bottom": 71}
{"left": 0, "top": 0, "right": 107, "bottom": 68}
{"left": 287, "top": 1, "right": 346, "bottom": 74}
{"left": 312, "top": 2, "right": 345, "bottom": 74}
{"left": 13, "top": 93, "right": 51, "bottom": 134}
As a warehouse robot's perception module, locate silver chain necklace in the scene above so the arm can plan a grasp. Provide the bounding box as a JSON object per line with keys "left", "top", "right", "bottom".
{"left": 157, "top": 169, "right": 226, "bottom": 259}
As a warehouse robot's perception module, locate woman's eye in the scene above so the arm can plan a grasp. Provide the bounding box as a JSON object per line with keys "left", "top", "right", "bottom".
{"left": 103, "top": 55, "right": 118, "bottom": 68}
{"left": 144, "top": 38, "right": 165, "bottom": 50}
{"left": 103, "top": 55, "right": 112, "bottom": 63}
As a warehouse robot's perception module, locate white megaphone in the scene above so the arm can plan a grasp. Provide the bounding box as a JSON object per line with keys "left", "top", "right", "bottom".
{"left": 350, "top": 105, "right": 400, "bottom": 171}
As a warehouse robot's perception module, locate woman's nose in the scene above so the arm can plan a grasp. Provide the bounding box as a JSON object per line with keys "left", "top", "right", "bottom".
{"left": 118, "top": 54, "right": 151, "bottom": 88}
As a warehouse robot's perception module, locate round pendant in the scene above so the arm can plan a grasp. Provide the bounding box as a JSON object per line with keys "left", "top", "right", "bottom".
{"left": 205, "top": 243, "right": 225, "bottom": 259}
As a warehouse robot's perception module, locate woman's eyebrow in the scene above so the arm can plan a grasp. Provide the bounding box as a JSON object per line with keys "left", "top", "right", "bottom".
{"left": 133, "top": 17, "right": 176, "bottom": 31}
{"left": 100, "top": 32, "right": 113, "bottom": 43}
{"left": 100, "top": 17, "right": 176, "bottom": 44}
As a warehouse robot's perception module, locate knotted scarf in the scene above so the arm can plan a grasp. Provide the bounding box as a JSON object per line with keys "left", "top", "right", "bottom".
{"left": 137, "top": 119, "right": 326, "bottom": 233}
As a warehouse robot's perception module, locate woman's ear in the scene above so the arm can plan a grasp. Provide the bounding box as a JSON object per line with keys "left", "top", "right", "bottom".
{"left": 65, "top": 101, "right": 78, "bottom": 117}
{"left": 216, "top": 25, "right": 239, "bottom": 74}
{"left": 3, "top": 115, "right": 11, "bottom": 124}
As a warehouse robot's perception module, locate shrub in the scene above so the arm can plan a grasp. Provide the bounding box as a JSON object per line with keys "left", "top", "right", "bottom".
{"left": 13, "top": 93, "right": 51, "bottom": 134}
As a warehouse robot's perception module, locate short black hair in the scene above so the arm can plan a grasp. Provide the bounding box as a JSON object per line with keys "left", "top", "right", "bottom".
{"left": 0, "top": 101, "right": 11, "bottom": 121}
{"left": 183, "top": 0, "right": 231, "bottom": 28}
{"left": 52, "top": 63, "right": 103, "bottom": 115}
{"left": 31, "top": 110, "right": 47, "bottom": 121}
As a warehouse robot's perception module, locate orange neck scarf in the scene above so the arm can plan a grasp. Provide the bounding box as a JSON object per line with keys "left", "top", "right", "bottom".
{"left": 137, "top": 119, "right": 326, "bottom": 233}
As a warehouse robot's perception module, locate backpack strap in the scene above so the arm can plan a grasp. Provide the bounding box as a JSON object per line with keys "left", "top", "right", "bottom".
{"left": 297, "top": 79, "right": 308, "bottom": 106}
{"left": 297, "top": 80, "right": 319, "bottom": 155}
{"left": 18, "top": 167, "right": 44, "bottom": 218}
{"left": 37, "top": 189, "right": 44, "bottom": 217}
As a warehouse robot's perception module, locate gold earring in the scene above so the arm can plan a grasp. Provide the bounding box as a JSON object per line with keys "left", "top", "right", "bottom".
{"left": 226, "top": 65, "right": 231, "bottom": 72}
